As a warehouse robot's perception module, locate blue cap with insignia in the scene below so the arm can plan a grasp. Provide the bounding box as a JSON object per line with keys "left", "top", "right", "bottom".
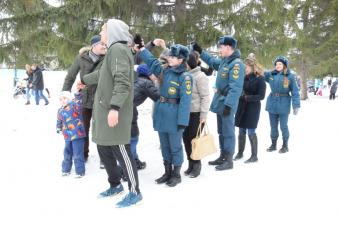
{"left": 218, "top": 35, "right": 237, "bottom": 48}
{"left": 274, "top": 56, "right": 289, "bottom": 68}
{"left": 169, "top": 44, "right": 189, "bottom": 60}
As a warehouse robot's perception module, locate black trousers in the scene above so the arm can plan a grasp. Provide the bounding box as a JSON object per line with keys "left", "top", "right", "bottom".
{"left": 183, "top": 112, "right": 202, "bottom": 162}
{"left": 82, "top": 107, "right": 92, "bottom": 158}
{"left": 97, "top": 144, "right": 140, "bottom": 194}
{"left": 329, "top": 92, "right": 336, "bottom": 100}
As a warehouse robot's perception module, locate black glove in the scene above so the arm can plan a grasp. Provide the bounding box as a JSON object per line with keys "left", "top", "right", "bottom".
{"left": 178, "top": 125, "right": 186, "bottom": 132}
{"left": 133, "top": 34, "right": 144, "bottom": 49}
{"left": 223, "top": 106, "right": 231, "bottom": 116}
{"left": 240, "top": 95, "right": 247, "bottom": 102}
{"left": 191, "top": 42, "right": 202, "bottom": 54}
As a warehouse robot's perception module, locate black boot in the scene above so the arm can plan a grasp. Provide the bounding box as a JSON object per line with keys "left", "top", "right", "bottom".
{"left": 267, "top": 139, "right": 277, "bottom": 152}
{"left": 234, "top": 134, "right": 246, "bottom": 160}
{"left": 245, "top": 134, "right": 258, "bottom": 163}
{"left": 155, "top": 162, "right": 172, "bottom": 184}
{"left": 189, "top": 161, "right": 201, "bottom": 178}
{"left": 279, "top": 139, "right": 289, "bottom": 153}
{"left": 135, "top": 158, "right": 146, "bottom": 170}
{"left": 184, "top": 160, "right": 193, "bottom": 176}
{"left": 208, "top": 151, "right": 227, "bottom": 165}
{"left": 166, "top": 166, "right": 181, "bottom": 187}
{"left": 215, "top": 153, "right": 233, "bottom": 171}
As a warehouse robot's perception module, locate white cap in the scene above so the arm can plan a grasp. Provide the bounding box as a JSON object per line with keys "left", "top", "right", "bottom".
{"left": 59, "top": 91, "right": 73, "bottom": 100}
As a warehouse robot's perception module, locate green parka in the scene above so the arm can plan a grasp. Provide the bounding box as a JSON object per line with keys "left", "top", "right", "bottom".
{"left": 83, "top": 42, "right": 134, "bottom": 146}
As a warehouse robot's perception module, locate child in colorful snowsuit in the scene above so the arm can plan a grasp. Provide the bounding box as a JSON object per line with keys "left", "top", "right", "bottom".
{"left": 57, "top": 91, "right": 86, "bottom": 177}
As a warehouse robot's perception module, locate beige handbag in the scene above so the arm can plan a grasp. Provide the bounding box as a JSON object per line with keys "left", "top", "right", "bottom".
{"left": 190, "top": 122, "right": 217, "bottom": 160}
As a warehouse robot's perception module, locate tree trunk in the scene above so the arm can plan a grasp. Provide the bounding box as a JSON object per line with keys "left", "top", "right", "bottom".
{"left": 174, "top": 0, "right": 187, "bottom": 44}
{"left": 300, "top": 57, "right": 308, "bottom": 100}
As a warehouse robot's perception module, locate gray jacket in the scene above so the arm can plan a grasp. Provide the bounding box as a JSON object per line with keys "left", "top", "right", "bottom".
{"left": 189, "top": 66, "right": 210, "bottom": 119}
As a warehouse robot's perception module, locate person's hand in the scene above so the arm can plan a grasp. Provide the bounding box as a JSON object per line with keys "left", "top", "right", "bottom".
{"left": 191, "top": 42, "right": 202, "bottom": 54}
{"left": 200, "top": 118, "right": 206, "bottom": 124}
{"left": 153, "top": 39, "right": 166, "bottom": 49}
{"left": 29, "top": 83, "right": 33, "bottom": 88}
{"left": 108, "top": 109, "right": 119, "bottom": 127}
{"left": 293, "top": 108, "right": 299, "bottom": 115}
{"left": 178, "top": 125, "right": 186, "bottom": 132}
{"left": 223, "top": 106, "right": 231, "bottom": 117}
{"left": 76, "top": 81, "right": 85, "bottom": 91}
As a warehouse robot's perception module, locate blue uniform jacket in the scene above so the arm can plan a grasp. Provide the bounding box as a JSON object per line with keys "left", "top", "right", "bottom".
{"left": 139, "top": 49, "right": 192, "bottom": 133}
{"left": 200, "top": 49, "right": 245, "bottom": 115}
{"left": 264, "top": 69, "right": 300, "bottom": 114}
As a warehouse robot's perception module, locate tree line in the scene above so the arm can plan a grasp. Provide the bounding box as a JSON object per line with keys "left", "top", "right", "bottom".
{"left": 0, "top": 0, "right": 337, "bottom": 100}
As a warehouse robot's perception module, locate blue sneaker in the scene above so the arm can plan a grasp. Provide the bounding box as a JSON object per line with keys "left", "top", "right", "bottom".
{"left": 116, "top": 192, "right": 143, "bottom": 208}
{"left": 98, "top": 184, "right": 124, "bottom": 198}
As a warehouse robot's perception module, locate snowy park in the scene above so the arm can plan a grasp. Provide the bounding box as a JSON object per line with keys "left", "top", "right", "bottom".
{"left": 1, "top": 71, "right": 337, "bottom": 225}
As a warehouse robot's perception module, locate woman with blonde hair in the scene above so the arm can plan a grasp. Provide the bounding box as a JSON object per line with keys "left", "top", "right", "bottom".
{"left": 233, "top": 53, "right": 266, "bottom": 163}
{"left": 24, "top": 64, "right": 34, "bottom": 105}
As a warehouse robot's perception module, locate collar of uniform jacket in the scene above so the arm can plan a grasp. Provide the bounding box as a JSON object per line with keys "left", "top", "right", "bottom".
{"left": 167, "top": 63, "right": 187, "bottom": 74}
{"left": 271, "top": 68, "right": 291, "bottom": 76}
{"left": 225, "top": 49, "right": 241, "bottom": 64}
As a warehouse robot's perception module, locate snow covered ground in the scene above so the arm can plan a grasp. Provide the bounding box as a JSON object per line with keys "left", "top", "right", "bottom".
{"left": 0, "top": 71, "right": 337, "bottom": 225}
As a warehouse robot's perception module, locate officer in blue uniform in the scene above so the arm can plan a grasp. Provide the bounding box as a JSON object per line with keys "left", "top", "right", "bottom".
{"left": 265, "top": 56, "right": 300, "bottom": 153}
{"left": 137, "top": 43, "right": 192, "bottom": 187}
{"left": 192, "top": 35, "right": 245, "bottom": 171}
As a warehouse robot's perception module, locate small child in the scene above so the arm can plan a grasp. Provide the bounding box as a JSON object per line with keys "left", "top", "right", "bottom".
{"left": 57, "top": 91, "right": 86, "bottom": 178}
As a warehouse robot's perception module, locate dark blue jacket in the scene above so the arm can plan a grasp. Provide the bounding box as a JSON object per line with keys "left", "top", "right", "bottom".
{"left": 264, "top": 69, "right": 300, "bottom": 114}
{"left": 139, "top": 49, "right": 192, "bottom": 133}
{"left": 235, "top": 73, "right": 266, "bottom": 128}
{"left": 200, "top": 49, "right": 245, "bottom": 115}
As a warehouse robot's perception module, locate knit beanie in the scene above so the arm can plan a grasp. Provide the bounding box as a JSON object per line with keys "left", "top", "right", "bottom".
{"left": 136, "top": 64, "right": 151, "bottom": 76}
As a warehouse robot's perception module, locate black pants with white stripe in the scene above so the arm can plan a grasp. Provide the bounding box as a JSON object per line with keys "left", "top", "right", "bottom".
{"left": 97, "top": 144, "right": 140, "bottom": 194}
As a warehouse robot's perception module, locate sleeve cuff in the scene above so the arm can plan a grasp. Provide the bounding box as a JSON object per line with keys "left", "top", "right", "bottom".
{"left": 110, "top": 105, "right": 120, "bottom": 111}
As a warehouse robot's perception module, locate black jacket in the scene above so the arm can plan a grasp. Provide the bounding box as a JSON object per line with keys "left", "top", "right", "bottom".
{"left": 131, "top": 75, "right": 160, "bottom": 137}
{"left": 235, "top": 73, "right": 266, "bottom": 129}
{"left": 32, "top": 67, "right": 44, "bottom": 90}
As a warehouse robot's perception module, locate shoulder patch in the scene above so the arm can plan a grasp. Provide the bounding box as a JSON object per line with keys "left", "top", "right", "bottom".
{"left": 233, "top": 64, "right": 240, "bottom": 79}
{"left": 185, "top": 79, "right": 192, "bottom": 94}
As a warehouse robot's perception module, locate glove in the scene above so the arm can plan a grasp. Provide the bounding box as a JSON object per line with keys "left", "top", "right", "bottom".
{"left": 191, "top": 42, "right": 202, "bottom": 54}
{"left": 223, "top": 106, "right": 231, "bottom": 116}
{"left": 240, "top": 95, "right": 246, "bottom": 101}
{"left": 178, "top": 125, "right": 186, "bottom": 132}
{"left": 133, "top": 34, "right": 144, "bottom": 49}
{"left": 293, "top": 108, "right": 299, "bottom": 115}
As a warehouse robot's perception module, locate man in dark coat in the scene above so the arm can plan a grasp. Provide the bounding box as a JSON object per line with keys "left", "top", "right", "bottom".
{"left": 30, "top": 64, "right": 49, "bottom": 105}
{"left": 62, "top": 35, "right": 106, "bottom": 161}
{"left": 329, "top": 79, "right": 338, "bottom": 100}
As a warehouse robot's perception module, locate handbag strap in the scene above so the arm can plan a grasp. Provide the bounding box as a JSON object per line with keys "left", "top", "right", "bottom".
{"left": 195, "top": 122, "right": 203, "bottom": 139}
{"left": 201, "top": 121, "right": 210, "bottom": 136}
{"left": 195, "top": 121, "right": 210, "bottom": 138}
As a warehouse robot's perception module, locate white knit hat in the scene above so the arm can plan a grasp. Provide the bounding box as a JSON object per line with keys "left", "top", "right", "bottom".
{"left": 59, "top": 91, "right": 73, "bottom": 100}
